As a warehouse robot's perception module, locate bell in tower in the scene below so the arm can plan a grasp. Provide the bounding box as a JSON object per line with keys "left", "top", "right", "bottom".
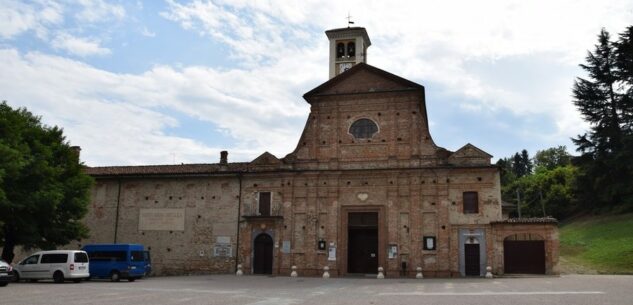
{"left": 326, "top": 26, "right": 371, "bottom": 79}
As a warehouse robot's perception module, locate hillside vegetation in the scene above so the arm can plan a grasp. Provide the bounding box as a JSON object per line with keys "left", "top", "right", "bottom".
{"left": 559, "top": 214, "right": 633, "bottom": 274}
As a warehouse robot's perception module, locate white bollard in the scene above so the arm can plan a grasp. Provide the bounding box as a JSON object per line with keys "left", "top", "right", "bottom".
{"left": 322, "top": 266, "right": 330, "bottom": 279}
{"left": 291, "top": 265, "right": 298, "bottom": 277}
{"left": 377, "top": 267, "right": 385, "bottom": 279}
{"left": 236, "top": 264, "right": 243, "bottom": 276}
{"left": 485, "top": 266, "right": 493, "bottom": 278}
{"left": 416, "top": 266, "right": 423, "bottom": 279}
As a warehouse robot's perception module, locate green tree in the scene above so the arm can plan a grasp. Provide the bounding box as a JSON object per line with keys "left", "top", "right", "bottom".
{"left": 534, "top": 145, "right": 572, "bottom": 172}
{"left": 504, "top": 166, "right": 578, "bottom": 220}
{"left": 0, "top": 101, "right": 93, "bottom": 263}
{"left": 572, "top": 27, "right": 633, "bottom": 211}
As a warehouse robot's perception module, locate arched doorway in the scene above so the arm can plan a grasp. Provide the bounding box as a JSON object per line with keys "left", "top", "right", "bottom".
{"left": 253, "top": 233, "right": 273, "bottom": 274}
{"left": 504, "top": 233, "right": 545, "bottom": 274}
{"left": 464, "top": 236, "right": 481, "bottom": 276}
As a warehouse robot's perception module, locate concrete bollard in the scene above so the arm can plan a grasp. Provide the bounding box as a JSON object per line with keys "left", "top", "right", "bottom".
{"left": 322, "top": 266, "right": 330, "bottom": 279}
{"left": 236, "top": 264, "right": 243, "bottom": 276}
{"left": 485, "top": 266, "right": 493, "bottom": 278}
{"left": 415, "top": 267, "right": 423, "bottom": 279}
{"left": 291, "top": 265, "right": 298, "bottom": 277}
{"left": 377, "top": 267, "right": 385, "bottom": 279}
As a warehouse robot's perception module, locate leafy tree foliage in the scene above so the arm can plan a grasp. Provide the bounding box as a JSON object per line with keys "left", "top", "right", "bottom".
{"left": 534, "top": 146, "right": 572, "bottom": 172}
{"left": 499, "top": 148, "right": 577, "bottom": 220}
{"left": 572, "top": 27, "right": 633, "bottom": 211}
{"left": 0, "top": 102, "right": 93, "bottom": 263}
{"left": 503, "top": 165, "right": 578, "bottom": 219}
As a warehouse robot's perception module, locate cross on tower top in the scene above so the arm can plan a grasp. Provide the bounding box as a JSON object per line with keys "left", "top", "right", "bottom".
{"left": 346, "top": 12, "right": 354, "bottom": 27}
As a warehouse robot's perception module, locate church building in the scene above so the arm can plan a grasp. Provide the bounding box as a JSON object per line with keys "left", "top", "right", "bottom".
{"left": 82, "top": 27, "right": 559, "bottom": 277}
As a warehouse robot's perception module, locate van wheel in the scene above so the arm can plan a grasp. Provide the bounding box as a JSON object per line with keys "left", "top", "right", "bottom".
{"left": 13, "top": 272, "right": 20, "bottom": 282}
{"left": 53, "top": 271, "right": 64, "bottom": 283}
{"left": 128, "top": 277, "right": 136, "bottom": 282}
{"left": 110, "top": 271, "right": 120, "bottom": 282}
{"left": 0, "top": 282, "right": 8, "bottom": 287}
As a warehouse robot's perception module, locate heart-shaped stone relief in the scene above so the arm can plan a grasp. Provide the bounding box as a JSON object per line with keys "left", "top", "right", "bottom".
{"left": 357, "top": 192, "right": 369, "bottom": 201}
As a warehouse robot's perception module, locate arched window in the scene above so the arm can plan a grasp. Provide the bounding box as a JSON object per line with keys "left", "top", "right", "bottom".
{"left": 349, "top": 119, "right": 378, "bottom": 139}
{"left": 347, "top": 42, "right": 355, "bottom": 57}
{"left": 336, "top": 43, "right": 345, "bottom": 58}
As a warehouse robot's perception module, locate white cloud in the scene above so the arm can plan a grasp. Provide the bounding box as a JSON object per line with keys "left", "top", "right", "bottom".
{"left": 51, "top": 33, "right": 111, "bottom": 56}
{"left": 74, "top": 0, "right": 125, "bottom": 23}
{"left": 140, "top": 26, "right": 155, "bottom": 37}
{"left": 0, "top": 48, "right": 314, "bottom": 166}
{"left": 0, "top": 0, "right": 63, "bottom": 39}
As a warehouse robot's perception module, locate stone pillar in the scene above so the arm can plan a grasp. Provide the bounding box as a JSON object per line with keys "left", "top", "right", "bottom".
{"left": 323, "top": 266, "right": 330, "bottom": 278}
{"left": 377, "top": 267, "right": 385, "bottom": 279}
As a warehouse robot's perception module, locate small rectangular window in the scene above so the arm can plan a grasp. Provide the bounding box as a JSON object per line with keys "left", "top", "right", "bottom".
{"left": 463, "top": 192, "right": 479, "bottom": 214}
{"left": 41, "top": 254, "right": 68, "bottom": 264}
{"left": 258, "top": 192, "right": 271, "bottom": 216}
{"left": 74, "top": 252, "right": 88, "bottom": 263}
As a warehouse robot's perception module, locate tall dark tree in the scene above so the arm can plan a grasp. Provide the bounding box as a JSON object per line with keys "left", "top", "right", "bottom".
{"left": 521, "top": 149, "right": 533, "bottom": 175}
{"left": 0, "top": 101, "right": 93, "bottom": 263}
{"left": 572, "top": 27, "right": 633, "bottom": 210}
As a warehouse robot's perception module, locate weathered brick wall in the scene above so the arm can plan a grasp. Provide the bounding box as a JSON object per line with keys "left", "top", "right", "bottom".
{"left": 77, "top": 176, "right": 240, "bottom": 276}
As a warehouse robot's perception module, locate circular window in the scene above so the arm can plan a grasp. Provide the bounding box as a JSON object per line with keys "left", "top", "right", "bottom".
{"left": 349, "top": 119, "right": 378, "bottom": 139}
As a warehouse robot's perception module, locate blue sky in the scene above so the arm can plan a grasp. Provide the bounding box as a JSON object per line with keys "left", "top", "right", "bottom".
{"left": 1, "top": 0, "right": 632, "bottom": 166}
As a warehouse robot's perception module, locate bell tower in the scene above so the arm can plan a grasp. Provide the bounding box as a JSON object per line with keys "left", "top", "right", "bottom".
{"left": 326, "top": 27, "right": 371, "bottom": 79}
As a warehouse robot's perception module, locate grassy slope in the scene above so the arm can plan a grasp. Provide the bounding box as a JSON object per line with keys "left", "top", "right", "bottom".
{"left": 559, "top": 213, "right": 633, "bottom": 274}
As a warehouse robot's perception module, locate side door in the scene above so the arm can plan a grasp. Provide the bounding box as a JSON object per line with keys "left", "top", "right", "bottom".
{"left": 18, "top": 255, "right": 40, "bottom": 279}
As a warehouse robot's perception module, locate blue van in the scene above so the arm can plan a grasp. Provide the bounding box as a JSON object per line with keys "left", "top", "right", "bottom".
{"left": 82, "top": 244, "right": 148, "bottom": 282}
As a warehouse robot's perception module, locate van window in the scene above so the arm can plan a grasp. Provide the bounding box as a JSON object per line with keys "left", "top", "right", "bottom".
{"left": 24, "top": 255, "right": 39, "bottom": 265}
{"left": 74, "top": 252, "right": 89, "bottom": 263}
{"left": 130, "top": 251, "right": 144, "bottom": 262}
{"left": 88, "top": 251, "right": 127, "bottom": 262}
{"left": 41, "top": 254, "right": 68, "bottom": 264}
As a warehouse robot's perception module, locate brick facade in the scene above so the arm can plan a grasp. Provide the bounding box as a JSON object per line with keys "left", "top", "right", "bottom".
{"left": 73, "top": 28, "right": 558, "bottom": 277}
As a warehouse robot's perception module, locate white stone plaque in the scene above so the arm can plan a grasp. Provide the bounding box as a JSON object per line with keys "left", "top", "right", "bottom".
{"left": 216, "top": 236, "right": 231, "bottom": 244}
{"left": 139, "top": 208, "right": 185, "bottom": 231}
{"left": 213, "top": 245, "right": 232, "bottom": 257}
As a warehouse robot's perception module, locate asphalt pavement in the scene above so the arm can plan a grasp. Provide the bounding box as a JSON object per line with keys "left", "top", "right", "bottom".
{"left": 1, "top": 274, "right": 632, "bottom": 305}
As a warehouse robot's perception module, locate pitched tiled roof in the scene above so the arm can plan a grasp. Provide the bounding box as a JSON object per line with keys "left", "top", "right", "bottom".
{"left": 491, "top": 217, "right": 558, "bottom": 224}
{"left": 84, "top": 162, "right": 248, "bottom": 177}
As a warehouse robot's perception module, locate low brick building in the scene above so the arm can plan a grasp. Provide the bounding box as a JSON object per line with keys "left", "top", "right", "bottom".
{"left": 80, "top": 27, "right": 559, "bottom": 277}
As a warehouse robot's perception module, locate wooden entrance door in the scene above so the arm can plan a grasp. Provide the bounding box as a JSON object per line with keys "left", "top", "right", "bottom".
{"left": 347, "top": 212, "right": 378, "bottom": 274}
{"left": 465, "top": 244, "right": 480, "bottom": 276}
{"left": 253, "top": 233, "right": 273, "bottom": 274}
{"left": 504, "top": 240, "right": 545, "bottom": 274}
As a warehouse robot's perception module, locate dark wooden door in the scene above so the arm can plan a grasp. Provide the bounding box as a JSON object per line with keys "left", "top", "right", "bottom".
{"left": 465, "top": 244, "right": 480, "bottom": 276}
{"left": 504, "top": 240, "right": 545, "bottom": 274}
{"left": 253, "top": 234, "right": 273, "bottom": 274}
{"left": 348, "top": 228, "right": 378, "bottom": 274}
{"left": 347, "top": 212, "right": 378, "bottom": 274}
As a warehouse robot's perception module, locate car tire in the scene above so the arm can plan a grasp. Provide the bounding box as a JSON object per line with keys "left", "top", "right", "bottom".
{"left": 13, "top": 272, "right": 20, "bottom": 283}
{"left": 110, "top": 271, "right": 120, "bottom": 282}
{"left": 53, "top": 270, "right": 64, "bottom": 284}
{"left": 0, "top": 282, "right": 8, "bottom": 287}
{"left": 128, "top": 277, "right": 135, "bottom": 282}
{"left": 53, "top": 271, "right": 64, "bottom": 284}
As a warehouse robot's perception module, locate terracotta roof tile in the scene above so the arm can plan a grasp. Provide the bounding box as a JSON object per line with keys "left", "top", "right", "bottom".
{"left": 84, "top": 162, "right": 248, "bottom": 177}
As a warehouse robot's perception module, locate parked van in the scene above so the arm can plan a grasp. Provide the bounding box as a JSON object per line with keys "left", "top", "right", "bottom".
{"left": 82, "top": 244, "right": 148, "bottom": 282}
{"left": 13, "top": 250, "right": 90, "bottom": 283}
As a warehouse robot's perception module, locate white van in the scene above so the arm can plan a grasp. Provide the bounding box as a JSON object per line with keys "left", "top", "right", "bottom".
{"left": 13, "top": 250, "right": 90, "bottom": 283}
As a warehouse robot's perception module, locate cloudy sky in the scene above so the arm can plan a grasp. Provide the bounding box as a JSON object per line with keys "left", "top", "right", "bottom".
{"left": 1, "top": 0, "right": 632, "bottom": 166}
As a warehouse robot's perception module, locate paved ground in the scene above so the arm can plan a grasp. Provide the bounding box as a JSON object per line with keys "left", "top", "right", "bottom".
{"left": 1, "top": 274, "right": 632, "bottom": 305}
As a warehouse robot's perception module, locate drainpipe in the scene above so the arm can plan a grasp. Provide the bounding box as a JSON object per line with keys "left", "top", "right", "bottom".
{"left": 234, "top": 173, "right": 243, "bottom": 273}
{"left": 114, "top": 179, "right": 122, "bottom": 243}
